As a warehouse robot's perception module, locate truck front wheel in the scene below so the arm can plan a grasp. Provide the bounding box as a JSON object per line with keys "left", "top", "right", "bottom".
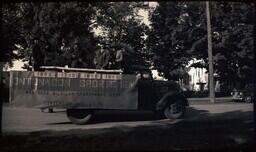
{"left": 164, "top": 101, "right": 185, "bottom": 119}
{"left": 66, "top": 109, "right": 93, "bottom": 125}
{"left": 244, "top": 96, "right": 252, "bottom": 103}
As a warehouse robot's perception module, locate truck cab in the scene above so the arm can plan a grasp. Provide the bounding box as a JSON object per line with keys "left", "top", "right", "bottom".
{"left": 136, "top": 70, "right": 188, "bottom": 119}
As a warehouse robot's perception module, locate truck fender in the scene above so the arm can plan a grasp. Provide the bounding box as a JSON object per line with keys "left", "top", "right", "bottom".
{"left": 155, "top": 92, "right": 187, "bottom": 111}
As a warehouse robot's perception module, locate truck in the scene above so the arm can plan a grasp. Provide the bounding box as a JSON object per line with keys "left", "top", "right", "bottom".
{"left": 9, "top": 66, "right": 189, "bottom": 125}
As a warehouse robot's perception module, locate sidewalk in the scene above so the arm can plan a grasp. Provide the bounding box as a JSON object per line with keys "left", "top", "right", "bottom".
{"left": 187, "top": 96, "right": 233, "bottom": 105}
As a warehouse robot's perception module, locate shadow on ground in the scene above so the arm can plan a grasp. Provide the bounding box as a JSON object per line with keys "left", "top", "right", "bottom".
{"left": 47, "top": 107, "right": 210, "bottom": 125}
{"left": 1, "top": 107, "right": 254, "bottom": 151}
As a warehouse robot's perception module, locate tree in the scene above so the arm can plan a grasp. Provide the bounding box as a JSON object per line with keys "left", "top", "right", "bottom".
{"left": 210, "top": 2, "right": 254, "bottom": 89}
{"left": 148, "top": 2, "right": 254, "bottom": 88}
{"left": 5, "top": 2, "right": 99, "bottom": 69}
{"left": 93, "top": 2, "right": 151, "bottom": 73}
{"left": 2, "top": 2, "right": 151, "bottom": 72}
{"left": 1, "top": 3, "right": 23, "bottom": 66}
{"left": 148, "top": 2, "right": 206, "bottom": 80}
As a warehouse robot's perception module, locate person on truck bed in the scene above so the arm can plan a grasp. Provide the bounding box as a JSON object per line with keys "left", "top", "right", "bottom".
{"left": 60, "top": 38, "right": 71, "bottom": 67}
{"left": 32, "top": 37, "right": 44, "bottom": 71}
{"left": 115, "top": 47, "right": 124, "bottom": 70}
{"left": 44, "top": 41, "right": 57, "bottom": 66}
{"left": 71, "top": 42, "right": 87, "bottom": 68}
{"left": 95, "top": 47, "right": 110, "bottom": 69}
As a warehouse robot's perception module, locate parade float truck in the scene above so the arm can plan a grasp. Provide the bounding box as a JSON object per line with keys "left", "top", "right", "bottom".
{"left": 9, "top": 66, "right": 189, "bottom": 125}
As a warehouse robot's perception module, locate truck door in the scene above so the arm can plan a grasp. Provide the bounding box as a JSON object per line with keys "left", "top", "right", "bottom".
{"left": 138, "top": 79, "right": 153, "bottom": 110}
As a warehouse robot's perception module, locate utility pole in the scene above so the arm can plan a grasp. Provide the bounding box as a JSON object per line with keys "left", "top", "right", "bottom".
{"left": 206, "top": 1, "right": 215, "bottom": 103}
{"left": 0, "top": 62, "right": 3, "bottom": 136}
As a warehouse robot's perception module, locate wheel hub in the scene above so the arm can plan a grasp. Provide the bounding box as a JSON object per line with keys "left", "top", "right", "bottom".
{"left": 169, "top": 104, "right": 180, "bottom": 114}
{"left": 164, "top": 102, "right": 185, "bottom": 119}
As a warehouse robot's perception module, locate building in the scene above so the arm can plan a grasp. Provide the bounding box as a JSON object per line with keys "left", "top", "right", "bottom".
{"left": 177, "top": 58, "right": 208, "bottom": 91}
{"left": 187, "top": 59, "right": 208, "bottom": 91}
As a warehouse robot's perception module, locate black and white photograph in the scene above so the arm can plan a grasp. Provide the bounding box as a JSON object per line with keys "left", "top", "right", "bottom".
{"left": 0, "top": 1, "right": 255, "bottom": 151}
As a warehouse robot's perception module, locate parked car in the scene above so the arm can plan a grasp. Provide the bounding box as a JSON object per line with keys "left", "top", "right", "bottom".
{"left": 231, "top": 84, "right": 254, "bottom": 103}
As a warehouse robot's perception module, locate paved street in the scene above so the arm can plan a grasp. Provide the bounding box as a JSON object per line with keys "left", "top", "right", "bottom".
{"left": 2, "top": 107, "right": 183, "bottom": 133}
{"left": 1, "top": 100, "right": 253, "bottom": 133}
{"left": 1, "top": 101, "right": 254, "bottom": 151}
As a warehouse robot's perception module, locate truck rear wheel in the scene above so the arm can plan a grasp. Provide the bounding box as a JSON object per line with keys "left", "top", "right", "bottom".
{"left": 164, "top": 101, "right": 185, "bottom": 119}
{"left": 66, "top": 109, "right": 93, "bottom": 125}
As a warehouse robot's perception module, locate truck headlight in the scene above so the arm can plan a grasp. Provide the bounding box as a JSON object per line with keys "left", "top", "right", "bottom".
{"left": 239, "top": 92, "right": 243, "bottom": 95}
{"left": 231, "top": 92, "right": 233, "bottom": 95}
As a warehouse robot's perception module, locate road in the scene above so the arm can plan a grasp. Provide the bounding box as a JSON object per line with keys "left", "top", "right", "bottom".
{"left": 1, "top": 102, "right": 254, "bottom": 151}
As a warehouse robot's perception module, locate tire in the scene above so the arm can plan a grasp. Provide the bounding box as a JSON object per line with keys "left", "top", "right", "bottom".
{"left": 244, "top": 96, "right": 252, "bottom": 103}
{"left": 48, "top": 108, "right": 53, "bottom": 113}
{"left": 66, "top": 109, "right": 93, "bottom": 125}
{"left": 163, "top": 101, "right": 185, "bottom": 119}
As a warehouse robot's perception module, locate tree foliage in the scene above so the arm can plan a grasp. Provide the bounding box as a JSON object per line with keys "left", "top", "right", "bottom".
{"left": 210, "top": 2, "right": 254, "bottom": 87}
{"left": 2, "top": 2, "right": 98, "bottom": 69}
{"left": 148, "top": 2, "right": 254, "bottom": 87}
{"left": 2, "top": 2, "right": 254, "bottom": 88}
{"left": 148, "top": 2, "right": 207, "bottom": 80}
{"left": 2, "top": 2, "right": 151, "bottom": 74}
{"left": 93, "top": 2, "right": 150, "bottom": 73}
{"left": 1, "top": 3, "right": 23, "bottom": 65}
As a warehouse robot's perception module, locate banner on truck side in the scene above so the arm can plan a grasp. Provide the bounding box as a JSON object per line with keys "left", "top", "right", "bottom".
{"left": 9, "top": 71, "right": 138, "bottom": 109}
